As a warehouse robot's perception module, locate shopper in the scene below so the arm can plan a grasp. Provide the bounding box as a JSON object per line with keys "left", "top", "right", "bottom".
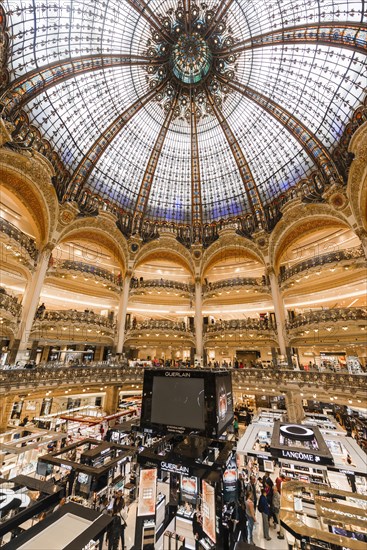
{"left": 236, "top": 500, "right": 248, "bottom": 542}
{"left": 245, "top": 491, "right": 256, "bottom": 545}
{"left": 119, "top": 503, "right": 129, "bottom": 550}
{"left": 272, "top": 486, "right": 284, "bottom": 539}
{"left": 246, "top": 475, "right": 258, "bottom": 510}
{"left": 233, "top": 416, "right": 239, "bottom": 437}
{"left": 258, "top": 489, "right": 271, "bottom": 541}
{"left": 275, "top": 473, "right": 285, "bottom": 493}
{"left": 106, "top": 510, "right": 122, "bottom": 550}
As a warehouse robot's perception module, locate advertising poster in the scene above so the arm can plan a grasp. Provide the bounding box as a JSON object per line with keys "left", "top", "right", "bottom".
{"left": 202, "top": 480, "right": 216, "bottom": 543}
{"left": 216, "top": 375, "right": 234, "bottom": 434}
{"left": 137, "top": 468, "right": 157, "bottom": 516}
{"left": 181, "top": 476, "right": 198, "bottom": 504}
{"left": 223, "top": 468, "right": 237, "bottom": 502}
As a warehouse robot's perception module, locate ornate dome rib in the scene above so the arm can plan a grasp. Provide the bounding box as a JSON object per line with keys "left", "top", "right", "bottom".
{"left": 0, "top": 0, "right": 366, "bottom": 237}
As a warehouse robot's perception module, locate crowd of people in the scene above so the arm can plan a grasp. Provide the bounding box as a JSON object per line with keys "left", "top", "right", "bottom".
{"left": 219, "top": 472, "right": 286, "bottom": 548}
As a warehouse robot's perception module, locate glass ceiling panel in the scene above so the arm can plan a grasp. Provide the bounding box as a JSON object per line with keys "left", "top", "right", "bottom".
{"left": 1, "top": 0, "right": 366, "bottom": 226}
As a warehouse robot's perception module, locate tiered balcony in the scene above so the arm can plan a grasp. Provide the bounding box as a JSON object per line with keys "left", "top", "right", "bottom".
{"left": 31, "top": 310, "right": 116, "bottom": 341}
{"left": 130, "top": 278, "right": 193, "bottom": 297}
{"left": 0, "top": 217, "right": 38, "bottom": 268}
{"left": 48, "top": 259, "right": 122, "bottom": 292}
{"left": 204, "top": 318, "right": 277, "bottom": 345}
{"left": 287, "top": 307, "right": 367, "bottom": 342}
{"left": 125, "top": 319, "right": 194, "bottom": 343}
{"left": 0, "top": 291, "right": 22, "bottom": 336}
{"left": 279, "top": 245, "right": 365, "bottom": 287}
{"left": 203, "top": 277, "right": 269, "bottom": 298}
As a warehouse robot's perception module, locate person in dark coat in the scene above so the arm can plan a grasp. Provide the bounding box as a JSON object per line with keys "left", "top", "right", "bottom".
{"left": 106, "top": 511, "right": 122, "bottom": 550}
{"left": 258, "top": 489, "right": 271, "bottom": 541}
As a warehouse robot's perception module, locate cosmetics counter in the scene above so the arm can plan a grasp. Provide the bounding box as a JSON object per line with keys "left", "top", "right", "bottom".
{"left": 37, "top": 439, "right": 137, "bottom": 502}
{"left": 135, "top": 434, "right": 235, "bottom": 550}
{"left": 0, "top": 428, "right": 66, "bottom": 480}
{"left": 279, "top": 480, "right": 367, "bottom": 550}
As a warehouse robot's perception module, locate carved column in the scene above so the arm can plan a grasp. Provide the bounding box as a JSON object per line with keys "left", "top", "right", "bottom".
{"left": 195, "top": 277, "right": 203, "bottom": 361}
{"left": 267, "top": 267, "right": 290, "bottom": 363}
{"left": 104, "top": 386, "right": 120, "bottom": 416}
{"left": 0, "top": 395, "right": 14, "bottom": 431}
{"left": 285, "top": 391, "right": 305, "bottom": 423}
{"left": 116, "top": 273, "right": 131, "bottom": 355}
{"left": 16, "top": 246, "right": 53, "bottom": 359}
{"left": 355, "top": 228, "right": 367, "bottom": 259}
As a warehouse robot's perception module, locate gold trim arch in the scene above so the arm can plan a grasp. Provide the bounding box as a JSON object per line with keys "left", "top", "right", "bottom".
{"left": 201, "top": 235, "right": 265, "bottom": 280}
{"left": 133, "top": 238, "right": 195, "bottom": 276}
{"left": 269, "top": 203, "right": 353, "bottom": 272}
{"left": 57, "top": 216, "right": 129, "bottom": 274}
{"left": 0, "top": 148, "right": 58, "bottom": 245}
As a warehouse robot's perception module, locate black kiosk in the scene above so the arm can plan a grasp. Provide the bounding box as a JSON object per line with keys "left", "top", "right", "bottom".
{"left": 135, "top": 368, "right": 235, "bottom": 550}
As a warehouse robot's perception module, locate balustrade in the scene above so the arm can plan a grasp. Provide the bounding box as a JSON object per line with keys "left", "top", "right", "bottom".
{"left": 49, "top": 259, "right": 122, "bottom": 288}
{"left": 279, "top": 245, "right": 364, "bottom": 284}
{"left": 0, "top": 365, "right": 365, "bottom": 397}
{"left": 204, "top": 277, "right": 268, "bottom": 293}
{"left": 33, "top": 310, "right": 115, "bottom": 331}
{"left": 0, "top": 291, "right": 22, "bottom": 318}
{"left": 127, "top": 319, "right": 193, "bottom": 333}
{"left": 287, "top": 307, "right": 367, "bottom": 330}
{"left": 130, "top": 278, "right": 193, "bottom": 293}
{"left": 0, "top": 216, "right": 38, "bottom": 261}
{"left": 205, "top": 318, "right": 277, "bottom": 332}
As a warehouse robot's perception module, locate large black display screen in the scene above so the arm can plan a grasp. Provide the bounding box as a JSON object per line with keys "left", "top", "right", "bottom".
{"left": 216, "top": 374, "right": 234, "bottom": 434}
{"left": 151, "top": 377, "right": 205, "bottom": 430}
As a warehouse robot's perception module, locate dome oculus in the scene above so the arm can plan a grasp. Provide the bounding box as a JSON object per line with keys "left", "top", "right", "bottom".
{"left": 171, "top": 33, "right": 212, "bottom": 85}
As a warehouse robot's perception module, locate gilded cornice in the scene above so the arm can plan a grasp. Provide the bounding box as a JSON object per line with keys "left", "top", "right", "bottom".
{"left": 347, "top": 121, "right": 367, "bottom": 230}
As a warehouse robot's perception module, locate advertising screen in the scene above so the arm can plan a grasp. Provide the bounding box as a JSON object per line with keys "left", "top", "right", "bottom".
{"left": 151, "top": 377, "right": 205, "bottom": 430}
{"left": 202, "top": 480, "right": 216, "bottom": 544}
{"left": 180, "top": 476, "right": 198, "bottom": 504}
{"left": 216, "top": 374, "right": 234, "bottom": 435}
{"left": 137, "top": 468, "right": 157, "bottom": 517}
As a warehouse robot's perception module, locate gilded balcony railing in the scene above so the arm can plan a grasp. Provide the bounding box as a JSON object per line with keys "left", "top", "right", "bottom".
{"left": 286, "top": 307, "right": 367, "bottom": 330}
{"left": 279, "top": 245, "right": 365, "bottom": 284}
{"left": 0, "top": 216, "right": 38, "bottom": 262}
{"left": 126, "top": 319, "right": 194, "bottom": 336}
{"left": 203, "top": 277, "right": 268, "bottom": 294}
{"left": 0, "top": 291, "right": 22, "bottom": 318}
{"left": 205, "top": 318, "right": 277, "bottom": 333}
{"left": 0, "top": 366, "right": 365, "bottom": 398}
{"left": 130, "top": 278, "right": 193, "bottom": 294}
{"left": 31, "top": 310, "right": 116, "bottom": 339}
{"left": 48, "top": 259, "right": 122, "bottom": 289}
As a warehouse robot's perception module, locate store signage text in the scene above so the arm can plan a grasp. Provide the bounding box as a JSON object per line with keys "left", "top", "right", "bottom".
{"left": 165, "top": 372, "right": 190, "bottom": 377}
{"left": 319, "top": 505, "right": 364, "bottom": 521}
{"left": 281, "top": 450, "right": 321, "bottom": 463}
{"left": 161, "top": 461, "right": 190, "bottom": 476}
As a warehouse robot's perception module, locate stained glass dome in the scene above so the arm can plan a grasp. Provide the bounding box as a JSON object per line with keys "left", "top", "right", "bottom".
{"left": 0, "top": 0, "right": 366, "bottom": 229}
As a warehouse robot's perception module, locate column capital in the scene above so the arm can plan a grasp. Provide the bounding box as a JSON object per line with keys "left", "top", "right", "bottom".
{"left": 195, "top": 276, "right": 202, "bottom": 286}
{"left": 265, "top": 265, "right": 276, "bottom": 278}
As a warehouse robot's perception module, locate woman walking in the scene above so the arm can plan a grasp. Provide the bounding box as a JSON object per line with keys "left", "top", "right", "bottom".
{"left": 245, "top": 491, "right": 257, "bottom": 545}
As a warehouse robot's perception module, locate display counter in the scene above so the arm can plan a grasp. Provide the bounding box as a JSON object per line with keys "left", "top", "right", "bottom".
{"left": 2, "top": 502, "right": 112, "bottom": 550}
{"left": 280, "top": 480, "right": 367, "bottom": 550}
{"left": 0, "top": 475, "right": 61, "bottom": 545}
{"left": 38, "top": 439, "right": 136, "bottom": 500}
{"left": 0, "top": 428, "right": 66, "bottom": 479}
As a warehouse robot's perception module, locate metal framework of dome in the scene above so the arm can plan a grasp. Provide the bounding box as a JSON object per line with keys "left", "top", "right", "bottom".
{"left": 0, "top": 0, "right": 366, "bottom": 242}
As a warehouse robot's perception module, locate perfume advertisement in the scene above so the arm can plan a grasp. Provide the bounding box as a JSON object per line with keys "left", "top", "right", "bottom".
{"left": 137, "top": 469, "right": 157, "bottom": 516}
{"left": 216, "top": 375, "right": 234, "bottom": 434}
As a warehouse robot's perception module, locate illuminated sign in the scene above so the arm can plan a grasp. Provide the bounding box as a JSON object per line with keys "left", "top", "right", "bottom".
{"left": 281, "top": 450, "right": 321, "bottom": 463}
{"left": 165, "top": 371, "right": 190, "bottom": 377}
{"left": 161, "top": 461, "right": 190, "bottom": 476}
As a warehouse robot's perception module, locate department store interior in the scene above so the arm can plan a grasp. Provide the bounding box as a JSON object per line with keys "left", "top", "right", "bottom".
{"left": 0, "top": 0, "right": 366, "bottom": 549}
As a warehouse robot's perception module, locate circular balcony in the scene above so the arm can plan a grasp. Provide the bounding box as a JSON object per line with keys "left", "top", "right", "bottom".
{"left": 47, "top": 259, "right": 122, "bottom": 293}
{"left": 0, "top": 217, "right": 38, "bottom": 269}
{"left": 204, "top": 318, "right": 278, "bottom": 345}
{"left": 279, "top": 245, "right": 365, "bottom": 288}
{"left": 203, "top": 277, "right": 269, "bottom": 299}
{"left": 125, "top": 320, "right": 195, "bottom": 344}
{"left": 287, "top": 307, "right": 367, "bottom": 343}
{"left": 0, "top": 291, "right": 22, "bottom": 337}
{"left": 31, "top": 310, "right": 116, "bottom": 342}
{"left": 130, "top": 278, "right": 194, "bottom": 297}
